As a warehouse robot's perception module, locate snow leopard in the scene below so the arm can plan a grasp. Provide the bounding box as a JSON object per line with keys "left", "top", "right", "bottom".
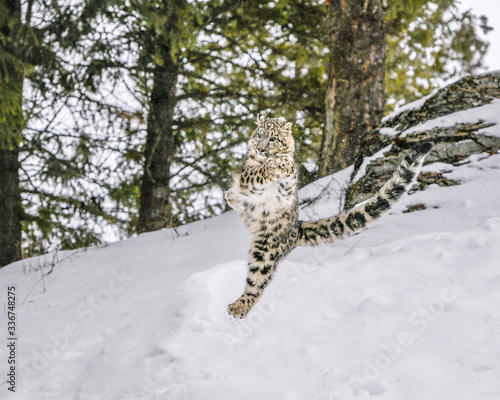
{"left": 225, "top": 116, "right": 433, "bottom": 318}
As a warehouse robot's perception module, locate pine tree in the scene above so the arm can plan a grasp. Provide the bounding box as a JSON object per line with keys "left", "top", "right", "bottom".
{"left": 1, "top": 0, "right": 134, "bottom": 263}
{"left": 385, "top": 0, "right": 492, "bottom": 111}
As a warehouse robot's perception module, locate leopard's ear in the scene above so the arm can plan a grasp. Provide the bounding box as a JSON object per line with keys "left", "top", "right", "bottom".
{"left": 283, "top": 122, "right": 292, "bottom": 133}
{"left": 256, "top": 114, "right": 265, "bottom": 125}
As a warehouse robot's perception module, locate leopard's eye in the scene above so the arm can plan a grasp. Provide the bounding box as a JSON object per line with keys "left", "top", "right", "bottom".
{"left": 269, "top": 137, "right": 276, "bottom": 142}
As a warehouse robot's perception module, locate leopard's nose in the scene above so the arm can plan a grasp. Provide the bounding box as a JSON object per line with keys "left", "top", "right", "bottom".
{"left": 258, "top": 148, "right": 264, "bottom": 153}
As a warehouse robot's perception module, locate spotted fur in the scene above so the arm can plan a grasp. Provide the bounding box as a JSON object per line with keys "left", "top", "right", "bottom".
{"left": 226, "top": 116, "right": 432, "bottom": 318}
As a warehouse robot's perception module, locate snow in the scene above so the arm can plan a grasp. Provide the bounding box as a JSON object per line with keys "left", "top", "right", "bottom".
{"left": 2, "top": 109, "right": 500, "bottom": 399}
{"left": 298, "top": 166, "right": 353, "bottom": 219}
{"left": 379, "top": 126, "right": 398, "bottom": 137}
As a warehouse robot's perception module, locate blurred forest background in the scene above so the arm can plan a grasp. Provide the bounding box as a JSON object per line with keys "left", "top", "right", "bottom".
{"left": 0, "top": 0, "right": 492, "bottom": 266}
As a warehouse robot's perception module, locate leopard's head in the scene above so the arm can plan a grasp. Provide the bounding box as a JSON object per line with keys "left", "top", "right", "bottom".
{"left": 250, "top": 116, "right": 294, "bottom": 159}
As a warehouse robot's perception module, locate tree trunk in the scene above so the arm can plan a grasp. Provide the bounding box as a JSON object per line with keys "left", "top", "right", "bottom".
{"left": 317, "top": 0, "right": 387, "bottom": 177}
{"left": 138, "top": 42, "right": 179, "bottom": 233}
{"left": 0, "top": 0, "right": 23, "bottom": 267}
{"left": 0, "top": 150, "right": 21, "bottom": 266}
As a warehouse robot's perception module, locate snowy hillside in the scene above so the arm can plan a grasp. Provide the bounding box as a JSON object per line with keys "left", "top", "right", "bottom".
{"left": 1, "top": 102, "right": 500, "bottom": 399}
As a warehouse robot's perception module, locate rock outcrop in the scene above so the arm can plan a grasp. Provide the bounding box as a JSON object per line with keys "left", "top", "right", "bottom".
{"left": 345, "top": 71, "right": 500, "bottom": 209}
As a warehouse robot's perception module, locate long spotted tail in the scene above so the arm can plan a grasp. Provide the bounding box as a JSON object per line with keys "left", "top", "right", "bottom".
{"left": 297, "top": 142, "right": 433, "bottom": 247}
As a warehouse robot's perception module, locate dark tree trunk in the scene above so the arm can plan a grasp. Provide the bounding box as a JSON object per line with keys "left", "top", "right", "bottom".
{"left": 138, "top": 42, "right": 179, "bottom": 233}
{"left": 317, "top": 0, "right": 387, "bottom": 176}
{"left": 0, "top": 150, "right": 21, "bottom": 266}
{"left": 0, "top": 0, "right": 23, "bottom": 267}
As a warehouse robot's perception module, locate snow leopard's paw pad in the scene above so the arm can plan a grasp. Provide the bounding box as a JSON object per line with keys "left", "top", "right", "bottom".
{"left": 227, "top": 294, "right": 258, "bottom": 318}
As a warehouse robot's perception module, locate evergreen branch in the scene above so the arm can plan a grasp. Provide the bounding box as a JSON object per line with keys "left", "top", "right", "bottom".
{"left": 170, "top": 138, "right": 246, "bottom": 179}
{"left": 199, "top": 0, "right": 245, "bottom": 32}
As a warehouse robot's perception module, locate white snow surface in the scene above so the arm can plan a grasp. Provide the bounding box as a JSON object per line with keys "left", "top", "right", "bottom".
{"left": 2, "top": 104, "right": 500, "bottom": 399}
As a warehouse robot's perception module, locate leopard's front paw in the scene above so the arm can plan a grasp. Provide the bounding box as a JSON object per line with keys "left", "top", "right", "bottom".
{"left": 224, "top": 190, "right": 238, "bottom": 209}
{"left": 266, "top": 159, "right": 279, "bottom": 180}
{"left": 227, "top": 294, "right": 258, "bottom": 318}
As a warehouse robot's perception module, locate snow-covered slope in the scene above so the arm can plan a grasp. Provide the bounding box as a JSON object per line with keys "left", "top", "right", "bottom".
{"left": 1, "top": 126, "right": 500, "bottom": 399}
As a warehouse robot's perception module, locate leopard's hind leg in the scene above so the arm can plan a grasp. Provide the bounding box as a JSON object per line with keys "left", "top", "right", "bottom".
{"left": 227, "top": 252, "right": 275, "bottom": 317}
{"left": 228, "top": 231, "right": 293, "bottom": 318}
